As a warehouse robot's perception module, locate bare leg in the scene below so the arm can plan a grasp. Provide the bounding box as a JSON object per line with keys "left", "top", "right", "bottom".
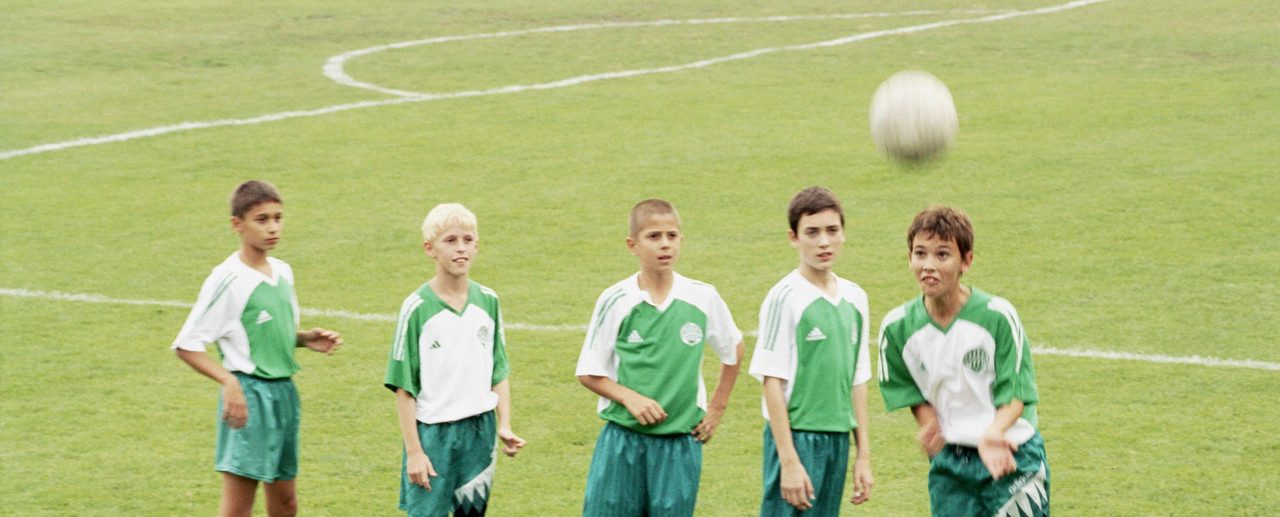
{"left": 264, "top": 478, "right": 299, "bottom": 517}
{"left": 220, "top": 472, "right": 258, "bottom": 517}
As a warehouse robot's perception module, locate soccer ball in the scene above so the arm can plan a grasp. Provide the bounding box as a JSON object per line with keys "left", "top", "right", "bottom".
{"left": 869, "top": 70, "right": 958, "bottom": 162}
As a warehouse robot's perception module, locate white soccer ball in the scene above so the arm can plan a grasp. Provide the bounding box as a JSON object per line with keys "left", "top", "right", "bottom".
{"left": 869, "top": 70, "right": 958, "bottom": 162}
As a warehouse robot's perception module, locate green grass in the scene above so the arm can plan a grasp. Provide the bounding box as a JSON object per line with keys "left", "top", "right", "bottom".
{"left": 2, "top": 0, "right": 1278, "bottom": 514}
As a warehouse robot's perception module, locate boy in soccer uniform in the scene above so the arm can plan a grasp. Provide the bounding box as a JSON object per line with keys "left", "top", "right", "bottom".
{"left": 576, "top": 199, "right": 745, "bottom": 517}
{"left": 173, "top": 180, "right": 342, "bottom": 517}
{"left": 878, "top": 206, "right": 1048, "bottom": 517}
{"left": 749, "top": 187, "right": 874, "bottom": 516}
{"left": 385, "top": 203, "right": 526, "bottom": 517}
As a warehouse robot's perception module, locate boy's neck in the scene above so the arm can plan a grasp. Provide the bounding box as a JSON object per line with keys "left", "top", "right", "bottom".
{"left": 798, "top": 265, "right": 837, "bottom": 297}
{"left": 428, "top": 273, "right": 469, "bottom": 311}
{"left": 636, "top": 269, "right": 674, "bottom": 306}
{"left": 924, "top": 285, "right": 971, "bottom": 328}
{"left": 238, "top": 244, "right": 272, "bottom": 276}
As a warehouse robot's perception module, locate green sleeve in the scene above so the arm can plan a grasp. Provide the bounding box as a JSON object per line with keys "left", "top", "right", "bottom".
{"left": 491, "top": 299, "right": 510, "bottom": 385}
{"left": 385, "top": 305, "right": 422, "bottom": 397}
{"left": 878, "top": 325, "right": 926, "bottom": 411}
{"left": 991, "top": 307, "right": 1039, "bottom": 408}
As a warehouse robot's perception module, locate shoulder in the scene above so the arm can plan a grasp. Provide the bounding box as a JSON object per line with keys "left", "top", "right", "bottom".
{"left": 880, "top": 297, "right": 924, "bottom": 331}
{"left": 398, "top": 284, "right": 430, "bottom": 314}
{"left": 967, "top": 288, "right": 1021, "bottom": 323}
{"left": 268, "top": 257, "right": 295, "bottom": 282}
{"left": 837, "top": 277, "right": 869, "bottom": 307}
{"left": 471, "top": 280, "right": 500, "bottom": 301}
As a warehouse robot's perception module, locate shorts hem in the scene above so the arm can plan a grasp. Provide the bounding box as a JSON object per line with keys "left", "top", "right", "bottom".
{"left": 216, "top": 465, "right": 294, "bottom": 483}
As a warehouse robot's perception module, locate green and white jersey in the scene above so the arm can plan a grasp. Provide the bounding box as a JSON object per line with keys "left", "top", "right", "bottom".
{"left": 878, "top": 287, "right": 1040, "bottom": 447}
{"left": 385, "top": 280, "right": 510, "bottom": 424}
{"left": 172, "top": 253, "right": 301, "bottom": 379}
{"left": 749, "top": 270, "right": 872, "bottom": 432}
{"left": 576, "top": 272, "right": 743, "bottom": 435}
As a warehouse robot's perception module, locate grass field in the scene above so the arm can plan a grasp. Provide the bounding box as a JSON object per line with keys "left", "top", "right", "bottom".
{"left": 2, "top": 0, "right": 1278, "bottom": 515}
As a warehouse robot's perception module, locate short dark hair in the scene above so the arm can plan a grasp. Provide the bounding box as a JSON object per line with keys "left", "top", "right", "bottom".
{"left": 908, "top": 205, "right": 974, "bottom": 256}
{"left": 230, "top": 180, "right": 282, "bottom": 218}
{"left": 787, "top": 187, "right": 844, "bottom": 232}
{"left": 629, "top": 199, "right": 680, "bottom": 237}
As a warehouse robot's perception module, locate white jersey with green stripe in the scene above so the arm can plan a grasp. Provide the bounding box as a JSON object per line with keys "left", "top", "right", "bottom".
{"left": 575, "top": 272, "right": 743, "bottom": 435}
{"left": 749, "top": 270, "right": 872, "bottom": 432}
{"left": 384, "top": 280, "right": 510, "bottom": 424}
{"left": 173, "top": 253, "right": 301, "bottom": 379}
{"left": 877, "top": 287, "right": 1040, "bottom": 447}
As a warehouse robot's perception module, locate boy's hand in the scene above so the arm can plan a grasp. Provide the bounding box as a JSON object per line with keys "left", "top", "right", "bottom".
{"left": 781, "top": 461, "right": 815, "bottom": 510}
{"left": 406, "top": 450, "right": 438, "bottom": 490}
{"left": 691, "top": 407, "right": 724, "bottom": 443}
{"left": 917, "top": 419, "right": 944, "bottom": 458}
{"left": 850, "top": 455, "right": 873, "bottom": 505}
{"left": 622, "top": 394, "right": 667, "bottom": 426}
{"left": 978, "top": 430, "right": 1018, "bottom": 479}
{"left": 298, "top": 328, "right": 343, "bottom": 354}
{"left": 498, "top": 427, "right": 526, "bottom": 457}
{"left": 221, "top": 378, "right": 248, "bottom": 429}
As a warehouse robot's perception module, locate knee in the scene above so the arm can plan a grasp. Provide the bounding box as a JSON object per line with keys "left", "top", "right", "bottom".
{"left": 268, "top": 495, "right": 298, "bottom": 517}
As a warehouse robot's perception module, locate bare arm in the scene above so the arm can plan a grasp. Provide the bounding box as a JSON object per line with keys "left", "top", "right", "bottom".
{"left": 850, "top": 382, "right": 873, "bottom": 504}
{"left": 979, "top": 399, "right": 1026, "bottom": 479}
{"left": 492, "top": 379, "right": 526, "bottom": 457}
{"left": 296, "top": 327, "right": 342, "bottom": 354}
{"left": 764, "top": 376, "right": 814, "bottom": 511}
{"left": 692, "top": 341, "right": 744, "bottom": 443}
{"left": 578, "top": 375, "right": 667, "bottom": 426}
{"left": 911, "top": 403, "right": 944, "bottom": 458}
{"left": 396, "top": 389, "right": 436, "bottom": 490}
{"left": 175, "top": 349, "right": 247, "bottom": 428}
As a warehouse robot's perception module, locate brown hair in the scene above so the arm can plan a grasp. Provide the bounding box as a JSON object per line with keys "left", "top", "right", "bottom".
{"left": 787, "top": 186, "right": 844, "bottom": 232}
{"left": 629, "top": 199, "right": 680, "bottom": 237}
{"left": 908, "top": 205, "right": 974, "bottom": 256}
{"left": 229, "top": 180, "right": 282, "bottom": 218}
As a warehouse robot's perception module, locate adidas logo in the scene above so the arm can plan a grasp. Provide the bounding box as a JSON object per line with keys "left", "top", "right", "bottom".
{"left": 626, "top": 330, "right": 644, "bottom": 344}
{"left": 254, "top": 310, "right": 273, "bottom": 325}
{"left": 804, "top": 327, "right": 826, "bottom": 341}
{"left": 430, "top": 341, "right": 442, "bottom": 349}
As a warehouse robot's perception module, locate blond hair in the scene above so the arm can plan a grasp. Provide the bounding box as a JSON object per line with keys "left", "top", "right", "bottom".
{"left": 421, "top": 203, "right": 478, "bottom": 243}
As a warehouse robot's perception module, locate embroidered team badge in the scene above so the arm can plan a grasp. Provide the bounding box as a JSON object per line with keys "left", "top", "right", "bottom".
{"left": 679, "top": 322, "right": 703, "bottom": 346}
{"left": 963, "top": 348, "right": 989, "bottom": 372}
{"left": 478, "top": 325, "right": 490, "bottom": 346}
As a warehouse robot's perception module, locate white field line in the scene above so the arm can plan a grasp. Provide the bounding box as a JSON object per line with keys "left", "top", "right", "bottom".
{"left": 0, "top": 1, "right": 1109, "bottom": 162}
{"left": 4, "top": 286, "right": 1276, "bottom": 373}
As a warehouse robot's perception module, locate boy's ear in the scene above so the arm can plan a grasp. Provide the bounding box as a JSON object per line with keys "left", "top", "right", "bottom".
{"left": 230, "top": 216, "right": 242, "bottom": 231}
{"left": 960, "top": 251, "right": 974, "bottom": 272}
{"left": 423, "top": 240, "right": 435, "bottom": 258}
{"left": 625, "top": 236, "right": 637, "bottom": 255}
{"left": 787, "top": 229, "right": 799, "bottom": 246}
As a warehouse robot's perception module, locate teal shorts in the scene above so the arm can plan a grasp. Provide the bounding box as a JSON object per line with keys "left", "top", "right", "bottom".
{"left": 215, "top": 372, "right": 300, "bottom": 483}
{"left": 400, "top": 411, "right": 497, "bottom": 517}
{"left": 928, "top": 432, "right": 1050, "bottom": 517}
{"left": 582, "top": 422, "right": 702, "bottom": 517}
{"left": 760, "top": 425, "right": 850, "bottom": 517}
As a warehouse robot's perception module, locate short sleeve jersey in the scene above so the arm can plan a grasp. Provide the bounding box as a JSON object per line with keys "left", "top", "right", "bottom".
{"left": 878, "top": 287, "right": 1040, "bottom": 447}
{"left": 575, "top": 273, "right": 743, "bottom": 435}
{"left": 172, "top": 253, "right": 302, "bottom": 379}
{"left": 749, "top": 270, "right": 872, "bottom": 432}
{"left": 385, "top": 280, "right": 510, "bottom": 424}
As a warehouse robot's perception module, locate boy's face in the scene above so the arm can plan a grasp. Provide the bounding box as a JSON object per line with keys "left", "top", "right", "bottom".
{"left": 909, "top": 232, "right": 973, "bottom": 299}
{"left": 627, "top": 213, "right": 681, "bottom": 274}
{"left": 232, "top": 201, "right": 283, "bottom": 252}
{"left": 789, "top": 209, "right": 844, "bottom": 273}
{"left": 425, "top": 225, "right": 478, "bottom": 278}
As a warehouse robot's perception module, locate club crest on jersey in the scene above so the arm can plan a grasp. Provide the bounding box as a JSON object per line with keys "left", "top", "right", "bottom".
{"left": 478, "top": 325, "right": 491, "bottom": 346}
{"left": 679, "top": 322, "right": 703, "bottom": 346}
{"left": 963, "top": 348, "right": 989, "bottom": 372}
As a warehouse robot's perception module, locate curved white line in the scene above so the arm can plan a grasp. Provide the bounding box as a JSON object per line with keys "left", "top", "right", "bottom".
{"left": 2, "top": 285, "right": 1275, "bottom": 372}
{"left": 0, "top": 1, "right": 1108, "bottom": 162}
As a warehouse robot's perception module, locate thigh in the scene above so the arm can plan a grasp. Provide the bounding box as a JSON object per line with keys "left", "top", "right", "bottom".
{"left": 645, "top": 434, "right": 701, "bottom": 517}
{"left": 799, "top": 432, "right": 848, "bottom": 517}
{"left": 927, "top": 446, "right": 985, "bottom": 517}
{"left": 583, "top": 424, "right": 646, "bottom": 517}
{"left": 985, "top": 435, "right": 1049, "bottom": 517}
{"left": 220, "top": 472, "right": 259, "bottom": 517}
{"left": 263, "top": 478, "right": 298, "bottom": 517}
{"left": 451, "top": 412, "right": 498, "bottom": 515}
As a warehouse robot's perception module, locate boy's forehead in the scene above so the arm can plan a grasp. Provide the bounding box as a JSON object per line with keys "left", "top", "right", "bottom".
{"left": 635, "top": 212, "right": 680, "bottom": 231}
{"left": 243, "top": 201, "right": 282, "bottom": 216}
{"left": 798, "top": 208, "right": 842, "bottom": 227}
{"left": 434, "top": 223, "right": 477, "bottom": 238}
{"left": 911, "top": 231, "right": 958, "bottom": 249}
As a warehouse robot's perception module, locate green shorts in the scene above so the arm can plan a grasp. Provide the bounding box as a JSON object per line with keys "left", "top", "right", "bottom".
{"left": 400, "top": 411, "right": 497, "bottom": 517}
{"left": 928, "top": 432, "right": 1049, "bottom": 517}
{"left": 582, "top": 422, "right": 702, "bottom": 517}
{"left": 215, "top": 372, "right": 300, "bottom": 483}
{"left": 760, "top": 425, "right": 850, "bottom": 517}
